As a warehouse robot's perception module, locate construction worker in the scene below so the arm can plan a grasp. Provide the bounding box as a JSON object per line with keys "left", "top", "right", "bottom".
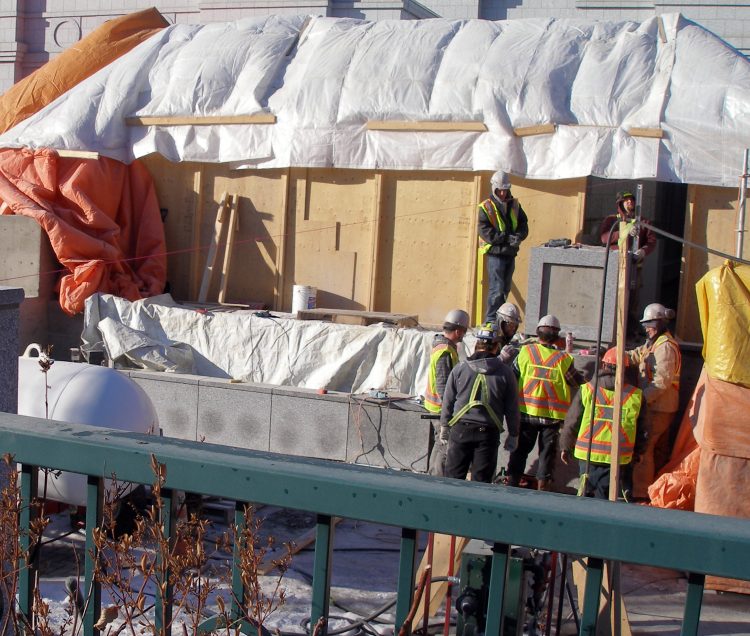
{"left": 506, "top": 314, "right": 584, "bottom": 491}
{"left": 626, "top": 303, "right": 681, "bottom": 500}
{"left": 560, "top": 347, "right": 647, "bottom": 500}
{"left": 440, "top": 323, "right": 520, "bottom": 483}
{"left": 478, "top": 171, "right": 529, "bottom": 324}
{"left": 599, "top": 189, "right": 657, "bottom": 339}
{"left": 424, "top": 309, "right": 470, "bottom": 476}
{"left": 496, "top": 302, "right": 523, "bottom": 364}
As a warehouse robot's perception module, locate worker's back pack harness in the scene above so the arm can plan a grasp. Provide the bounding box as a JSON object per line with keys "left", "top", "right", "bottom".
{"left": 447, "top": 372, "right": 504, "bottom": 432}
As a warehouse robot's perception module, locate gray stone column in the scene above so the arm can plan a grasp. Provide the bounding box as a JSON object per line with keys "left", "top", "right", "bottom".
{"left": 0, "top": 287, "right": 23, "bottom": 415}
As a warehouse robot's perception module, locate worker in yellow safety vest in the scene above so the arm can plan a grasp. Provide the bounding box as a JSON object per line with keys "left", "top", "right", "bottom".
{"left": 424, "top": 309, "right": 469, "bottom": 476}
{"left": 440, "top": 323, "right": 520, "bottom": 483}
{"left": 506, "top": 314, "right": 584, "bottom": 491}
{"left": 478, "top": 171, "right": 529, "bottom": 324}
{"left": 626, "top": 303, "right": 681, "bottom": 501}
{"left": 560, "top": 347, "right": 648, "bottom": 500}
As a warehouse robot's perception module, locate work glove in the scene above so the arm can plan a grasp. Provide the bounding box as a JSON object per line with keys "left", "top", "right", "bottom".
{"left": 628, "top": 225, "right": 639, "bottom": 238}
{"left": 499, "top": 344, "right": 519, "bottom": 364}
{"left": 507, "top": 234, "right": 521, "bottom": 248}
{"left": 633, "top": 248, "right": 645, "bottom": 263}
{"left": 504, "top": 434, "right": 518, "bottom": 453}
{"left": 439, "top": 425, "right": 451, "bottom": 445}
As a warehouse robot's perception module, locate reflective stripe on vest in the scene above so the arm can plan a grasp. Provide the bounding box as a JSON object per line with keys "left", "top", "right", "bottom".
{"left": 478, "top": 198, "right": 519, "bottom": 255}
{"left": 447, "top": 372, "right": 504, "bottom": 432}
{"left": 517, "top": 343, "right": 572, "bottom": 420}
{"left": 573, "top": 383, "right": 642, "bottom": 464}
{"left": 645, "top": 333, "right": 681, "bottom": 392}
{"left": 424, "top": 343, "right": 459, "bottom": 413}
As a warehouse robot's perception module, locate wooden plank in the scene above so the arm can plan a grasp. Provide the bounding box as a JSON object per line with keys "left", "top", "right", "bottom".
{"left": 368, "top": 172, "right": 383, "bottom": 310}
{"left": 198, "top": 192, "right": 230, "bottom": 303}
{"left": 366, "top": 120, "right": 487, "bottom": 132}
{"left": 409, "top": 533, "right": 470, "bottom": 626}
{"left": 126, "top": 114, "right": 277, "bottom": 126}
{"left": 628, "top": 127, "right": 663, "bottom": 139}
{"left": 296, "top": 308, "right": 418, "bottom": 328}
{"left": 218, "top": 193, "right": 239, "bottom": 304}
{"left": 513, "top": 123, "right": 556, "bottom": 137}
{"left": 470, "top": 174, "right": 483, "bottom": 325}
{"left": 55, "top": 149, "right": 99, "bottom": 159}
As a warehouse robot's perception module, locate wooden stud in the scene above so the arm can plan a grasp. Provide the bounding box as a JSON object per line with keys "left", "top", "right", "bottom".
{"left": 470, "top": 174, "right": 483, "bottom": 325}
{"left": 368, "top": 172, "right": 384, "bottom": 311}
{"left": 513, "top": 123, "right": 556, "bottom": 137}
{"left": 198, "top": 192, "right": 230, "bottom": 303}
{"left": 218, "top": 193, "right": 240, "bottom": 304}
{"left": 126, "top": 114, "right": 277, "bottom": 126}
{"left": 628, "top": 127, "right": 664, "bottom": 139}
{"left": 366, "top": 120, "right": 487, "bottom": 132}
{"left": 676, "top": 185, "right": 697, "bottom": 337}
{"left": 275, "top": 169, "right": 290, "bottom": 311}
{"left": 190, "top": 166, "right": 204, "bottom": 299}
{"left": 56, "top": 149, "right": 99, "bottom": 159}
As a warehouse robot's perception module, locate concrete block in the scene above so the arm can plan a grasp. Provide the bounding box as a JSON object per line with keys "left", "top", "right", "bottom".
{"left": 197, "top": 380, "right": 272, "bottom": 451}
{"left": 0, "top": 287, "right": 23, "bottom": 414}
{"left": 347, "top": 398, "right": 431, "bottom": 471}
{"left": 525, "top": 245, "right": 618, "bottom": 343}
{"left": 128, "top": 371, "right": 200, "bottom": 441}
{"left": 270, "top": 388, "right": 349, "bottom": 460}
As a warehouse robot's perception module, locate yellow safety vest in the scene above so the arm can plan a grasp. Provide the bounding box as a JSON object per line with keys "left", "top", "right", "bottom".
{"left": 574, "top": 382, "right": 642, "bottom": 464}
{"left": 646, "top": 333, "right": 681, "bottom": 392}
{"left": 517, "top": 343, "right": 572, "bottom": 420}
{"left": 423, "top": 343, "right": 459, "bottom": 413}
{"left": 478, "top": 198, "right": 519, "bottom": 254}
{"left": 447, "top": 372, "right": 504, "bottom": 432}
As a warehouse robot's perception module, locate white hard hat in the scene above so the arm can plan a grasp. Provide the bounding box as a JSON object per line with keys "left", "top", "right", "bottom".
{"left": 444, "top": 309, "right": 470, "bottom": 330}
{"left": 496, "top": 302, "right": 521, "bottom": 325}
{"left": 490, "top": 170, "right": 512, "bottom": 192}
{"left": 475, "top": 322, "right": 499, "bottom": 343}
{"left": 641, "top": 303, "right": 675, "bottom": 323}
{"left": 537, "top": 314, "right": 561, "bottom": 330}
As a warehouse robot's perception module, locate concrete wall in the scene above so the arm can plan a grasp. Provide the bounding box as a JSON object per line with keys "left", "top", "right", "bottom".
{"left": 123, "top": 369, "right": 432, "bottom": 472}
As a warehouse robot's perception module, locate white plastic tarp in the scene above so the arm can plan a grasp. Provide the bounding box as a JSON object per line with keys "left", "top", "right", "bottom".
{"left": 81, "top": 293, "right": 463, "bottom": 396}
{"left": 0, "top": 13, "right": 748, "bottom": 186}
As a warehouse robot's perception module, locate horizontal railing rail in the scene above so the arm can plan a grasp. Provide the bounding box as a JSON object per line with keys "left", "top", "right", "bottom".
{"left": 1, "top": 414, "right": 749, "bottom": 636}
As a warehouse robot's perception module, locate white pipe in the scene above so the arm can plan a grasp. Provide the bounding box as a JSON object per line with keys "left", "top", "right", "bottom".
{"left": 738, "top": 149, "right": 749, "bottom": 259}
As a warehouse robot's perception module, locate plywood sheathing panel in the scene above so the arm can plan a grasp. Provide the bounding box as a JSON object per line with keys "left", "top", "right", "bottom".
{"left": 677, "top": 185, "right": 739, "bottom": 343}
{"left": 376, "top": 172, "right": 477, "bottom": 326}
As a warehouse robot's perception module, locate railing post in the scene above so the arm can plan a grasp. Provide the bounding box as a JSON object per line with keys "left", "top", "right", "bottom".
{"left": 394, "top": 527, "right": 418, "bottom": 633}
{"left": 310, "top": 514, "right": 335, "bottom": 635}
{"left": 484, "top": 542, "right": 510, "bottom": 636}
{"left": 680, "top": 572, "right": 706, "bottom": 636}
{"left": 83, "top": 476, "right": 103, "bottom": 636}
{"left": 579, "top": 557, "right": 604, "bottom": 636}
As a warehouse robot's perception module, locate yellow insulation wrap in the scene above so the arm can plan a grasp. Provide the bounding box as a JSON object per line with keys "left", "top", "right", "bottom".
{"left": 696, "top": 260, "right": 750, "bottom": 386}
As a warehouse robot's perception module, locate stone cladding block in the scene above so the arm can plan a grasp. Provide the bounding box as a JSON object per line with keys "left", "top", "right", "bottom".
{"left": 197, "top": 379, "right": 273, "bottom": 451}
{"left": 128, "top": 371, "right": 200, "bottom": 441}
{"left": 270, "top": 387, "right": 349, "bottom": 460}
{"left": 0, "top": 287, "right": 23, "bottom": 414}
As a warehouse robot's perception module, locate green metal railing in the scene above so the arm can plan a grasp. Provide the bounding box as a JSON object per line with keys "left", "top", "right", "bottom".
{"left": 2, "top": 414, "right": 750, "bottom": 636}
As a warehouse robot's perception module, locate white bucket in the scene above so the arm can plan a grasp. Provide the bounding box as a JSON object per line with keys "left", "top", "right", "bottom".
{"left": 292, "top": 285, "right": 317, "bottom": 314}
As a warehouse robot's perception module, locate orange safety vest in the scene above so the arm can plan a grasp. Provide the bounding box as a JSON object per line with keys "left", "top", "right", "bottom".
{"left": 516, "top": 343, "right": 573, "bottom": 420}
{"left": 478, "top": 198, "right": 520, "bottom": 254}
{"left": 423, "top": 343, "right": 459, "bottom": 413}
{"left": 573, "top": 383, "right": 642, "bottom": 464}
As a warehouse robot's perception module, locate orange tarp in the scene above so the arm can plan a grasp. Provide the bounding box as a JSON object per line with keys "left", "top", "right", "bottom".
{"left": 0, "top": 148, "right": 166, "bottom": 315}
{"left": 0, "top": 8, "right": 168, "bottom": 134}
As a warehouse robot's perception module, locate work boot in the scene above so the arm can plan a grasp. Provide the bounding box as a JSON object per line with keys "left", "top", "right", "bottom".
{"left": 537, "top": 479, "right": 552, "bottom": 492}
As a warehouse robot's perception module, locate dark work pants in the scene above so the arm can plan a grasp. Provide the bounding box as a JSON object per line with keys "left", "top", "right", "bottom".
{"left": 578, "top": 462, "right": 634, "bottom": 501}
{"left": 485, "top": 254, "right": 515, "bottom": 324}
{"left": 445, "top": 421, "right": 500, "bottom": 483}
{"left": 507, "top": 420, "right": 560, "bottom": 481}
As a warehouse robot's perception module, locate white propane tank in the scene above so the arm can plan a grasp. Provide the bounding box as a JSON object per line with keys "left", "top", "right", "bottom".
{"left": 18, "top": 345, "right": 158, "bottom": 507}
